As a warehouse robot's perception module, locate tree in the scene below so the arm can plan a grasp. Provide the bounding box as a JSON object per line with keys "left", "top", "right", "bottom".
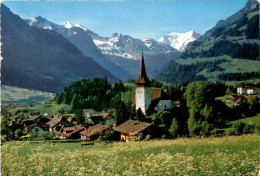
{"left": 1, "top": 118, "right": 12, "bottom": 140}
{"left": 115, "top": 100, "right": 129, "bottom": 126}
{"left": 14, "top": 129, "right": 25, "bottom": 140}
{"left": 225, "top": 88, "right": 233, "bottom": 95}
{"left": 135, "top": 108, "right": 145, "bottom": 121}
{"left": 187, "top": 108, "right": 201, "bottom": 136}
{"left": 247, "top": 96, "right": 259, "bottom": 114}
{"left": 74, "top": 109, "right": 85, "bottom": 124}
{"left": 168, "top": 118, "right": 179, "bottom": 138}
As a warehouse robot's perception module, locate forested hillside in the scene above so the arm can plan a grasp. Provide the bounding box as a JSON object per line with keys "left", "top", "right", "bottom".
{"left": 158, "top": 5, "right": 260, "bottom": 85}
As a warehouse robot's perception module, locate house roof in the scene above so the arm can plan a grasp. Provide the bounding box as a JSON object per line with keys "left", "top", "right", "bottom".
{"left": 247, "top": 87, "right": 257, "bottom": 90}
{"left": 114, "top": 120, "right": 152, "bottom": 134}
{"left": 62, "top": 126, "right": 83, "bottom": 132}
{"left": 226, "top": 94, "right": 242, "bottom": 101}
{"left": 80, "top": 124, "right": 107, "bottom": 137}
{"left": 135, "top": 54, "right": 151, "bottom": 86}
{"left": 101, "top": 113, "right": 110, "bottom": 119}
{"left": 102, "top": 108, "right": 115, "bottom": 113}
{"left": 46, "top": 115, "right": 63, "bottom": 128}
{"left": 29, "top": 115, "right": 41, "bottom": 121}
{"left": 60, "top": 126, "right": 84, "bottom": 136}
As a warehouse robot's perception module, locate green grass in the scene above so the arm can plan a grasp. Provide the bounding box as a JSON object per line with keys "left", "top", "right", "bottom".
{"left": 1, "top": 85, "right": 54, "bottom": 104}
{"left": 228, "top": 115, "right": 260, "bottom": 128}
{"left": 8, "top": 102, "right": 71, "bottom": 115}
{"left": 2, "top": 135, "right": 260, "bottom": 175}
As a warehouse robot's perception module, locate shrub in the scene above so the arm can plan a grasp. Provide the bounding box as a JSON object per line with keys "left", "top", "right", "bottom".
{"left": 41, "top": 131, "right": 55, "bottom": 140}
{"left": 253, "top": 126, "right": 260, "bottom": 134}
{"left": 232, "top": 121, "right": 246, "bottom": 134}
{"left": 144, "top": 135, "right": 151, "bottom": 141}
{"left": 14, "top": 129, "right": 25, "bottom": 140}
{"left": 243, "top": 124, "right": 255, "bottom": 134}
{"left": 103, "top": 129, "right": 115, "bottom": 141}
{"left": 226, "top": 128, "right": 236, "bottom": 135}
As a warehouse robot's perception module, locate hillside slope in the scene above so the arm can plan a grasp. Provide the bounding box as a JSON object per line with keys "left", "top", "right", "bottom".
{"left": 157, "top": 2, "right": 260, "bottom": 85}
{"left": 1, "top": 4, "right": 117, "bottom": 92}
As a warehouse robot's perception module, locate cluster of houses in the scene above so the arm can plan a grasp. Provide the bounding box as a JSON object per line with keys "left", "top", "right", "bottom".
{"left": 226, "top": 86, "right": 259, "bottom": 105}
{"left": 4, "top": 109, "right": 119, "bottom": 141}
{"left": 237, "top": 86, "right": 260, "bottom": 95}
{"left": 4, "top": 109, "right": 163, "bottom": 142}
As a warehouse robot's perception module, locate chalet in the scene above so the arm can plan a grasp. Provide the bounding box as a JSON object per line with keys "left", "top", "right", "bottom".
{"left": 226, "top": 95, "right": 247, "bottom": 105}
{"left": 83, "top": 109, "right": 95, "bottom": 117}
{"left": 247, "top": 87, "right": 260, "bottom": 95}
{"left": 237, "top": 86, "right": 247, "bottom": 95}
{"left": 114, "top": 120, "right": 159, "bottom": 142}
{"left": 101, "top": 113, "right": 114, "bottom": 125}
{"left": 237, "top": 86, "right": 260, "bottom": 95}
{"left": 132, "top": 52, "right": 172, "bottom": 115}
{"left": 45, "top": 115, "right": 72, "bottom": 132}
{"left": 29, "top": 115, "right": 42, "bottom": 122}
{"left": 80, "top": 124, "right": 107, "bottom": 141}
{"left": 24, "top": 124, "right": 45, "bottom": 136}
{"left": 59, "top": 126, "right": 85, "bottom": 139}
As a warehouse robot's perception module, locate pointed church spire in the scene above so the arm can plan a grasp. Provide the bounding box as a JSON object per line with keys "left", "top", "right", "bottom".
{"left": 135, "top": 50, "right": 151, "bottom": 86}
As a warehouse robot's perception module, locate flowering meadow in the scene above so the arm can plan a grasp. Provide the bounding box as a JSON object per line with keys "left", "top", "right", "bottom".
{"left": 2, "top": 135, "right": 260, "bottom": 175}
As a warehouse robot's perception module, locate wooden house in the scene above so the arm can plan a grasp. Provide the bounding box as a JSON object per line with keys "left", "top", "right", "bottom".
{"left": 114, "top": 120, "right": 158, "bottom": 142}
{"left": 59, "top": 126, "right": 85, "bottom": 139}
{"left": 45, "top": 115, "right": 72, "bottom": 132}
{"left": 80, "top": 124, "right": 107, "bottom": 141}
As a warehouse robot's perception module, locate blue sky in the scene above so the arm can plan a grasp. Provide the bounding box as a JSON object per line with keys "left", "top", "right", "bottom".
{"left": 3, "top": 0, "right": 248, "bottom": 39}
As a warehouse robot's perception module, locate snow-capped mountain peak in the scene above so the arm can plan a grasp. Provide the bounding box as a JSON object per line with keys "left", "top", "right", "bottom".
{"left": 74, "top": 24, "right": 87, "bottom": 31}
{"left": 63, "top": 21, "right": 73, "bottom": 29}
{"left": 158, "top": 30, "right": 201, "bottom": 51}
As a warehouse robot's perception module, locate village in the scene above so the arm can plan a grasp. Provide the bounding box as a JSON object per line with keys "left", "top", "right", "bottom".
{"left": 2, "top": 54, "right": 260, "bottom": 144}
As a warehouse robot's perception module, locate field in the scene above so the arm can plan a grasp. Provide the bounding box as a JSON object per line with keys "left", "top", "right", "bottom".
{"left": 8, "top": 102, "right": 71, "bottom": 115}
{"left": 1, "top": 85, "right": 54, "bottom": 104}
{"left": 2, "top": 135, "right": 260, "bottom": 175}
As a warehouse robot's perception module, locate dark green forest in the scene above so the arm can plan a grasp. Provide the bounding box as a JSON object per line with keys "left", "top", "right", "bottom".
{"left": 157, "top": 59, "right": 225, "bottom": 85}
{"left": 217, "top": 71, "right": 260, "bottom": 81}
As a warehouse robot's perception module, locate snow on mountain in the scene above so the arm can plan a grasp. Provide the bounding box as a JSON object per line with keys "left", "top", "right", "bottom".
{"left": 63, "top": 21, "right": 73, "bottom": 29}
{"left": 158, "top": 30, "right": 201, "bottom": 52}
{"left": 92, "top": 33, "right": 178, "bottom": 60}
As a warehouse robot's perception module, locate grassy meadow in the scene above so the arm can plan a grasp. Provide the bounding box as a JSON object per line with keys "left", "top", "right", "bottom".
{"left": 2, "top": 135, "right": 260, "bottom": 175}
{"left": 1, "top": 85, "right": 54, "bottom": 104}
{"left": 8, "top": 102, "right": 71, "bottom": 115}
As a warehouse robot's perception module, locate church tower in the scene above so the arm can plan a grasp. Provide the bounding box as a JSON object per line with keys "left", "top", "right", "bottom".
{"left": 135, "top": 51, "right": 151, "bottom": 115}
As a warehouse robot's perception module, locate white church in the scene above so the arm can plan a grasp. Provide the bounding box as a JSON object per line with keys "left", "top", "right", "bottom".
{"left": 132, "top": 53, "right": 172, "bottom": 115}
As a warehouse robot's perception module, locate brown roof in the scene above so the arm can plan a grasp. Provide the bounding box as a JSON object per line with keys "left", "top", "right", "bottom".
{"left": 101, "top": 113, "right": 110, "bottom": 119}
{"left": 80, "top": 124, "right": 107, "bottom": 137}
{"left": 114, "top": 120, "right": 152, "bottom": 134}
{"left": 29, "top": 115, "right": 41, "bottom": 121}
{"left": 60, "top": 126, "right": 84, "bottom": 136}
{"left": 46, "top": 115, "right": 63, "bottom": 128}
{"left": 62, "top": 126, "right": 83, "bottom": 132}
{"left": 132, "top": 88, "right": 171, "bottom": 105}
{"left": 135, "top": 54, "right": 151, "bottom": 86}
{"left": 226, "top": 95, "right": 242, "bottom": 101}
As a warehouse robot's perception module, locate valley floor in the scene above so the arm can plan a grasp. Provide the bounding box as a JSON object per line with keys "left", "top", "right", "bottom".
{"left": 2, "top": 135, "right": 260, "bottom": 175}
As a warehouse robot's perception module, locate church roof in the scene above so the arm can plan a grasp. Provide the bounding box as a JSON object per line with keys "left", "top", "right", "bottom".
{"left": 135, "top": 54, "right": 151, "bottom": 86}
